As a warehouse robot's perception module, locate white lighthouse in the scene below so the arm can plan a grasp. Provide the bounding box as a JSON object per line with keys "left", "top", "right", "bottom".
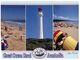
{"left": 38, "top": 8, "right": 43, "bottom": 39}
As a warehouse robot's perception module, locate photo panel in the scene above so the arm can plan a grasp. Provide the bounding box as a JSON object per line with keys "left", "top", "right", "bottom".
{"left": 1, "top": 5, "right": 26, "bottom": 51}
{"left": 53, "top": 5, "right": 79, "bottom": 50}
{"left": 26, "top": 5, "right": 53, "bottom": 50}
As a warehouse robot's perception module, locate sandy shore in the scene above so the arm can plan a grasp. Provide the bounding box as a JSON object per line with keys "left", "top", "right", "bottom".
{"left": 1, "top": 21, "right": 26, "bottom": 51}
{"left": 54, "top": 21, "right": 79, "bottom": 41}
{"left": 53, "top": 21, "right": 79, "bottom": 50}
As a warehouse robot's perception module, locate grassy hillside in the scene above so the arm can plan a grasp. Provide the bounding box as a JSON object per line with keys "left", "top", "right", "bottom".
{"left": 26, "top": 38, "right": 53, "bottom": 50}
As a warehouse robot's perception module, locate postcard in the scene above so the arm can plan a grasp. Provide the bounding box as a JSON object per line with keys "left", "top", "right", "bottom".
{"left": 1, "top": 3, "right": 79, "bottom": 59}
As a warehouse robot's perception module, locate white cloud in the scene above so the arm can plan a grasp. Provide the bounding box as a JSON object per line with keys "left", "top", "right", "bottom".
{"left": 53, "top": 15, "right": 58, "bottom": 19}
{"left": 53, "top": 14, "right": 57, "bottom": 18}
{"left": 58, "top": 16, "right": 69, "bottom": 20}
{"left": 53, "top": 14, "right": 77, "bottom": 21}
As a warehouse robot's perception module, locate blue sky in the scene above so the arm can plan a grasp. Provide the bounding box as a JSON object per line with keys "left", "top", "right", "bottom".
{"left": 26, "top": 5, "right": 52, "bottom": 39}
{"left": 1, "top": 5, "right": 25, "bottom": 20}
{"left": 53, "top": 5, "right": 78, "bottom": 21}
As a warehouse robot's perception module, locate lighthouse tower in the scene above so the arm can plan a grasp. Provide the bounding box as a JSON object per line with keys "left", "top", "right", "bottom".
{"left": 38, "top": 8, "right": 43, "bottom": 39}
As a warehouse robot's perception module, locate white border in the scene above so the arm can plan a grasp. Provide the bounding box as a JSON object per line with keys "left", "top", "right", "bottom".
{"left": 1, "top": 1, "right": 79, "bottom": 5}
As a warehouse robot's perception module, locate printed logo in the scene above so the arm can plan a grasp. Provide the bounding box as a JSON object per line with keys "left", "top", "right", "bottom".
{"left": 32, "top": 48, "right": 47, "bottom": 59}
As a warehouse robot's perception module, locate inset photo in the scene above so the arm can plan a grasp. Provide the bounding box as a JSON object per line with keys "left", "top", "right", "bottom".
{"left": 53, "top": 5, "right": 79, "bottom": 50}
{"left": 1, "top": 5, "right": 26, "bottom": 51}
{"left": 26, "top": 5, "right": 53, "bottom": 50}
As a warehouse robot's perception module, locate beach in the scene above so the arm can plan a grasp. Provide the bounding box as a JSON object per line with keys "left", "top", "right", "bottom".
{"left": 1, "top": 21, "right": 26, "bottom": 51}
{"left": 53, "top": 21, "right": 79, "bottom": 50}
{"left": 54, "top": 21, "right": 78, "bottom": 41}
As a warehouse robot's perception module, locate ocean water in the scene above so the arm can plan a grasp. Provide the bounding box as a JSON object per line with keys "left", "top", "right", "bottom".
{"left": 3, "top": 20, "right": 25, "bottom": 27}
